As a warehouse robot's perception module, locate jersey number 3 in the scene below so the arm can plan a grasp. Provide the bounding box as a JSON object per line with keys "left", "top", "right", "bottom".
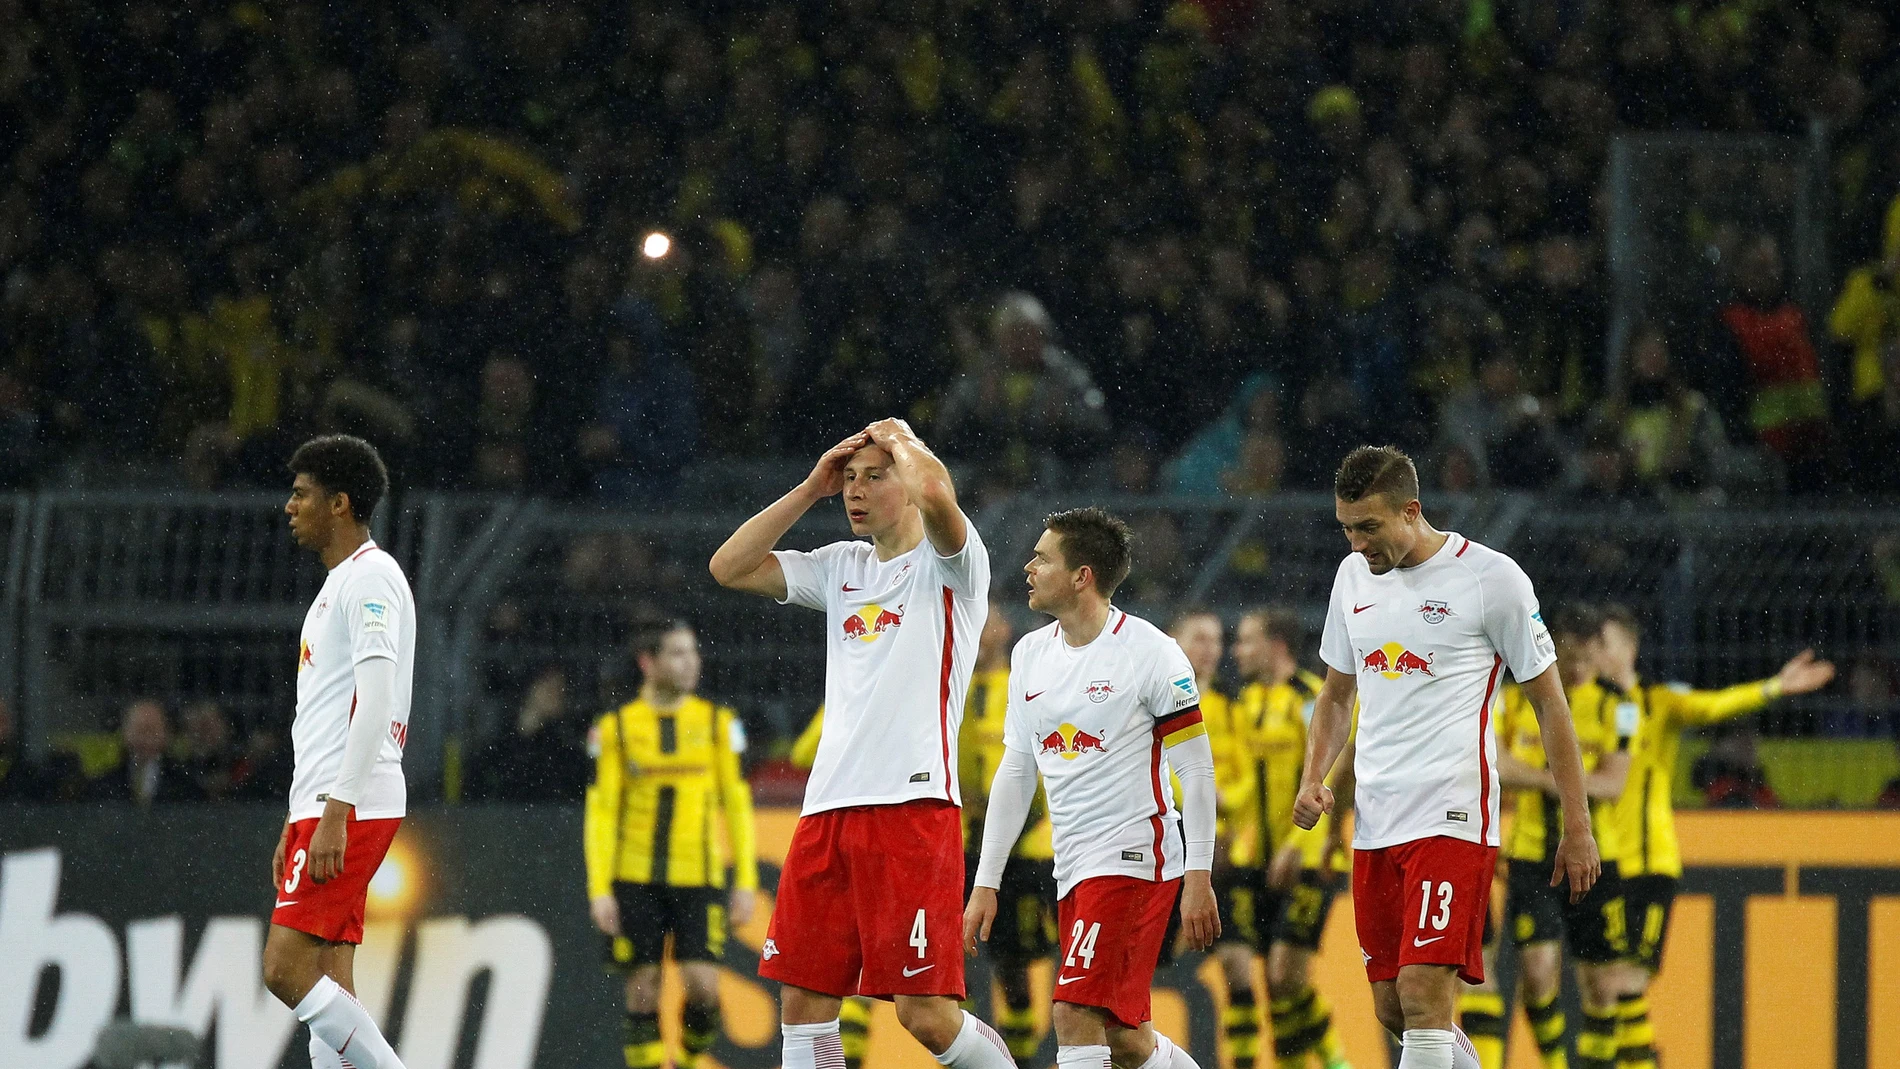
{"left": 1418, "top": 881, "right": 1453, "bottom": 931}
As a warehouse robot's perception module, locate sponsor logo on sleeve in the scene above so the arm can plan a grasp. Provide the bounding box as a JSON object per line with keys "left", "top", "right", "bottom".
{"left": 1616, "top": 701, "right": 1640, "bottom": 736}
{"left": 1169, "top": 675, "right": 1199, "bottom": 709}
{"left": 361, "top": 599, "right": 390, "bottom": 633}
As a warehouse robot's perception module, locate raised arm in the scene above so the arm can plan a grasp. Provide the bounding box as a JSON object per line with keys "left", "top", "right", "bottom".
{"left": 1519, "top": 665, "right": 1600, "bottom": 901}
{"left": 864, "top": 418, "right": 967, "bottom": 556}
{"left": 1293, "top": 667, "right": 1357, "bottom": 830}
{"left": 709, "top": 432, "right": 867, "bottom": 598}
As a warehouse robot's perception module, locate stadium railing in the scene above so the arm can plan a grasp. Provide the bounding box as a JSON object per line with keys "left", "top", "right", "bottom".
{"left": 5, "top": 491, "right": 1894, "bottom": 805}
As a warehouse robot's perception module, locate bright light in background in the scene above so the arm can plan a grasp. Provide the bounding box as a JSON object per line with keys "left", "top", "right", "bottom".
{"left": 642, "top": 231, "right": 671, "bottom": 259}
{"left": 366, "top": 839, "right": 421, "bottom": 916}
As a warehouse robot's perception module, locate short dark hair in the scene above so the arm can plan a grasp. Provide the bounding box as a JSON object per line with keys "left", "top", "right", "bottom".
{"left": 1044, "top": 507, "right": 1133, "bottom": 597}
{"left": 1168, "top": 606, "right": 1221, "bottom": 633}
{"left": 1246, "top": 604, "right": 1305, "bottom": 651}
{"left": 632, "top": 618, "right": 695, "bottom": 659}
{"left": 289, "top": 435, "right": 389, "bottom": 522}
{"left": 1334, "top": 445, "right": 1420, "bottom": 507}
{"left": 1600, "top": 602, "right": 1641, "bottom": 639}
{"left": 1549, "top": 603, "right": 1605, "bottom": 643}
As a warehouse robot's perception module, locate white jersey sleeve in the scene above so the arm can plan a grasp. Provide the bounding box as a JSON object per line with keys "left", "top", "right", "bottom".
{"left": 1318, "top": 559, "right": 1356, "bottom": 674}
{"left": 1479, "top": 557, "right": 1557, "bottom": 683}
{"left": 342, "top": 570, "right": 403, "bottom": 665}
{"left": 1148, "top": 641, "right": 1202, "bottom": 720}
{"left": 930, "top": 513, "right": 991, "bottom": 597}
{"left": 773, "top": 542, "right": 848, "bottom": 611}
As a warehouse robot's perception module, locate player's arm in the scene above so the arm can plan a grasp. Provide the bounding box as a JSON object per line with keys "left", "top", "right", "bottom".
{"left": 1519, "top": 666, "right": 1601, "bottom": 901}
{"left": 1161, "top": 706, "right": 1222, "bottom": 949}
{"left": 584, "top": 713, "right": 624, "bottom": 935}
{"left": 1293, "top": 667, "right": 1356, "bottom": 829}
{"left": 963, "top": 742, "right": 1037, "bottom": 952}
{"left": 863, "top": 418, "right": 967, "bottom": 556}
{"left": 311, "top": 583, "right": 404, "bottom": 883}
{"left": 1674, "top": 649, "right": 1834, "bottom": 726}
{"left": 714, "top": 707, "right": 760, "bottom": 925}
{"left": 1497, "top": 751, "right": 1557, "bottom": 791}
{"left": 709, "top": 431, "right": 868, "bottom": 598}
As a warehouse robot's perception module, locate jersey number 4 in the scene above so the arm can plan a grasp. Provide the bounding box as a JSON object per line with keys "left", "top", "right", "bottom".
{"left": 1418, "top": 881, "right": 1453, "bottom": 931}
{"left": 910, "top": 909, "right": 929, "bottom": 958}
{"left": 1064, "top": 920, "right": 1101, "bottom": 970}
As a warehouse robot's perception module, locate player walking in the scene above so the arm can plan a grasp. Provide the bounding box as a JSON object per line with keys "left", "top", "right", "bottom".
{"left": 262, "top": 435, "right": 412, "bottom": 1069}
{"left": 710, "top": 419, "right": 1013, "bottom": 1069}
{"left": 1293, "top": 447, "right": 1598, "bottom": 1069}
{"left": 964, "top": 508, "right": 1219, "bottom": 1069}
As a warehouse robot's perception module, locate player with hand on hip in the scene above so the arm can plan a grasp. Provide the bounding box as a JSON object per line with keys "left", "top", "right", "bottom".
{"left": 964, "top": 508, "right": 1218, "bottom": 1069}
{"left": 1293, "top": 447, "right": 1598, "bottom": 1069}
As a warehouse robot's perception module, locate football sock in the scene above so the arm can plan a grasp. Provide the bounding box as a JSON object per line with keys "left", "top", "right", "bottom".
{"left": 681, "top": 1002, "right": 721, "bottom": 1067}
{"left": 1270, "top": 986, "right": 1339, "bottom": 1065}
{"left": 309, "top": 1033, "right": 354, "bottom": 1069}
{"left": 1140, "top": 1032, "right": 1202, "bottom": 1069}
{"left": 1315, "top": 1016, "right": 1351, "bottom": 1069}
{"left": 783, "top": 1020, "right": 846, "bottom": 1069}
{"left": 840, "top": 998, "right": 872, "bottom": 1069}
{"left": 1457, "top": 990, "right": 1506, "bottom": 1069}
{"left": 1223, "top": 985, "right": 1261, "bottom": 1069}
{"left": 1450, "top": 1027, "right": 1482, "bottom": 1069}
{"left": 999, "top": 999, "right": 1039, "bottom": 1066}
{"left": 1058, "top": 1044, "right": 1113, "bottom": 1069}
{"left": 295, "top": 977, "right": 404, "bottom": 1069}
{"left": 1577, "top": 1006, "right": 1618, "bottom": 1069}
{"left": 1614, "top": 994, "right": 1657, "bottom": 1069}
{"left": 623, "top": 1011, "right": 665, "bottom": 1069}
{"left": 1397, "top": 1029, "right": 1454, "bottom": 1069}
{"left": 934, "top": 1010, "right": 1014, "bottom": 1069}
{"left": 1524, "top": 990, "right": 1569, "bottom": 1069}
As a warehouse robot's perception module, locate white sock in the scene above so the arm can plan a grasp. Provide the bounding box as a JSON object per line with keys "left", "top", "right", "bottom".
{"left": 1450, "top": 1026, "right": 1482, "bottom": 1069}
{"left": 1398, "top": 1028, "right": 1455, "bottom": 1069}
{"left": 1139, "top": 1033, "right": 1202, "bottom": 1069}
{"left": 783, "top": 1020, "right": 845, "bottom": 1069}
{"left": 295, "top": 977, "right": 403, "bottom": 1069}
{"left": 1057, "top": 1044, "right": 1113, "bottom": 1069}
{"left": 935, "top": 1010, "right": 1015, "bottom": 1069}
{"left": 309, "top": 1033, "right": 350, "bottom": 1069}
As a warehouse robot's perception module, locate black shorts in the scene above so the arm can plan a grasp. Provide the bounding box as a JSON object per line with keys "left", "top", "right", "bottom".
{"left": 1271, "top": 870, "right": 1342, "bottom": 951}
{"left": 1620, "top": 874, "right": 1677, "bottom": 973}
{"left": 605, "top": 882, "right": 726, "bottom": 970}
{"left": 990, "top": 858, "right": 1057, "bottom": 967}
{"left": 1506, "top": 859, "right": 1626, "bottom": 964}
{"left": 1215, "top": 867, "right": 1270, "bottom": 949}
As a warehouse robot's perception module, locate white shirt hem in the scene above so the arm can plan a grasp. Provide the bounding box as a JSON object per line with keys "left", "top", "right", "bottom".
{"left": 800, "top": 789, "right": 960, "bottom": 816}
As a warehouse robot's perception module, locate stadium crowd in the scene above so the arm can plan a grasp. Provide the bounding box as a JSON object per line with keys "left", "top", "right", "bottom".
{"left": 2, "top": 0, "right": 1898, "bottom": 505}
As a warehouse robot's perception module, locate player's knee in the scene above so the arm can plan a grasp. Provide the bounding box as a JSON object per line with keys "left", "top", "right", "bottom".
{"left": 680, "top": 963, "right": 721, "bottom": 1006}
{"left": 1575, "top": 965, "right": 1618, "bottom": 1011}
{"left": 1105, "top": 1026, "right": 1153, "bottom": 1067}
{"left": 894, "top": 995, "right": 961, "bottom": 1052}
{"left": 260, "top": 950, "right": 313, "bottom": 1005}
{"left": 1265, "top": 949, "right": 1304, "bottom": 993}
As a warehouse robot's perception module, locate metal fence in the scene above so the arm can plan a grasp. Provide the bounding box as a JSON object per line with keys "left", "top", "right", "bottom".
{"left": 4, "top": 491, "right": 1895, "bottom": 796}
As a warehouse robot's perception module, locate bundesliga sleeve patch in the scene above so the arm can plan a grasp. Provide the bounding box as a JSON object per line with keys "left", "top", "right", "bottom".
{"left": 1169, "top": 674, "right": 1199, "bottom": 710}
{"left": 360, "top": 598, "right": 391, "bottom": 633}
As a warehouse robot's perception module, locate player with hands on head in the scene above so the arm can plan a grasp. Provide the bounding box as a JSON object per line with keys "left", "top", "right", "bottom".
{"left": 964, "top": 508, "right": 1215, "bottom": 1069}
{"left": 1294, "top": 446, "right": 1597, "bottom": 1069}
{"left": 712, "top": 420, "right": 1011, "bottom": 1069}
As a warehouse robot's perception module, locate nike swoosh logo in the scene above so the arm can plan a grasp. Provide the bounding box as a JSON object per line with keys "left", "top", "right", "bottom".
{"left": 1413, "top": 935, "right": 1446, "bottom": 947}
{"left": 1353, "top": 603, "right": 1375, "bottom": 613}
{"left": 842, "top": 584, "right": 862, "bottom": 592}
{"left": 1025, "top": 691, "right": 1045, "bottom": 701}
{"left": 1056, "top": 974, "right": 1087, "bottom": 985}
{"left": 901, "top": 964, "right": 935, "bottom": 977}
{"left": 275, "top": 900, "right": 299, "bottom": 908}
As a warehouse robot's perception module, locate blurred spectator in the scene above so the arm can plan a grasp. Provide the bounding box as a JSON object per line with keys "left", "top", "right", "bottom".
{"left": 934, "top": 293, "right": 1108, "bottom": 489}
{"left": 1691, "top": 727, "right": 1782, "bottom": 809}
{"left": 1573, "top": 423, "right": 1658, "bottom": 507}
{"left": 1437, "top": 356, "right": 1566, "bottom": 490}
{"left": 1701, "top": 235, "right": 1833, "bottom": 489}
{"left": 1827, "top": 197, "right": 1900, "bottom": 495}
{"left": 579, "top": 300, "right": 699, "bottom": 502}
{"left": 0, "top": 698, "right": 71, "bottom": 801}
{"left": 463, "top": 665, "right": 591, "bottom": 803}
{"left": 1612, "top": 324, "right": 1731, "bottom": 498}
{"left": 233, "top": 726, "right": 296, "bottom": 803}
{"left": 177, "top": 701, "right": 242, "bottom": 802}
{"left": 89, "top": 699, "right": 200, "bottom": 805}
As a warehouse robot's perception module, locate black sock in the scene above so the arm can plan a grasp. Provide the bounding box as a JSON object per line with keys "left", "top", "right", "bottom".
{"left": 623, "top": 1012, "right": 664, "bottom": 1069}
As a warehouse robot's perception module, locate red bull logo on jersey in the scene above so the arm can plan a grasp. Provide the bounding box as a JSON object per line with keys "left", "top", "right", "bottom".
{"left": 298, "top": 640, "right": 313, "bottom": 672}
{"left": 1361, "top": 641, "right": 1434, "bottom": 679}
{"left": 1417, "top": 600, "right": 1453, "bottom": 625}
{"left": 1037, "top": 723, "right": 1109, "bottom": 761}
{"left": 842, "top": 603, "right": 904, "bottom": 642}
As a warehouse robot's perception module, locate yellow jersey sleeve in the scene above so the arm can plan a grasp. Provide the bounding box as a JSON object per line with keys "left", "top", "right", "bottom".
{"left": 714, "top": 707, "right": 760, "bottom": 891}
{"left": 584, "top": 712, "right": 622, "bottom": 899}
{"left": 790, "top": 707, "right": 824, "bottom": 770}
{"left": 1656, "top": 680, "right": 1773, "bottom": 727}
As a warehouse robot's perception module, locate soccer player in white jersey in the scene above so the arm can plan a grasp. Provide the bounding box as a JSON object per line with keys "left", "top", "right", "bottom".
{"left": 964, "top": 508, "right": 1219, "bottom": 1069}
{"left": 1292, "top": 446, "right": 1599, "bottom": 1069}
{"left": 711, "top": 418, "right": 1014, "bottom": 1069}
{"left": 262, "top": 435, "right": 414, "bottom": 1069}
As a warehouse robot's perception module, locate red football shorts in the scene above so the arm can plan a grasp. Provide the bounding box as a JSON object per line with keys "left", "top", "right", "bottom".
{"left": 761, "top": 799, "right": 966, "bottom": 1000}
{"left": 1353, "top": 835, "right": 1496, "bottom": 984}
{"left": 270, "top": 816, "right": 402, "bottom": 944}
{"left": 1052, "top": 875, "right": 1181, "bottom": 1028}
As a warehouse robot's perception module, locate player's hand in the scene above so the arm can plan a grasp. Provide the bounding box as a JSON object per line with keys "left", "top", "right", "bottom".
{"left": 862, "top": 418, "right": 918, "bottom": 448}
{"left": 963, "top": 886, "right": 999, "bottom": 954}
{"left": 1179, "top": 870, "right": 1220, "bottom": 950}
{"left": 803, "top": 433, "right": 868, "bottom": 498}
{"left": 308, "top": 809, "right": 348, "bottom": 883}
{"left": 590, "top": 894, "right": 621, "bottom": 936}
{"left": 271, "top": 821, "right": 290, "bottom": 890}
{"left": 1550, "top": 828, "right": 1601, "bottom": 904}
{"left": 1267, "top": 844, "right": 1303, "bottom": 892}
{"left": 729, "top": 887, "right": 757, "bottom": 927}
{"left": 1776, "top": 649, "right": 1836, "bottom": 696}
{"left": 1292, "top": 783, "right": 1333, "bottom": 831}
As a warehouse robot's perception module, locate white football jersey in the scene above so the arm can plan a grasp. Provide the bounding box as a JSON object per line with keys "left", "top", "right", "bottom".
{"left": 289, "top": 540, "right": 414, "bottom": 822}
{"left": 1003, "top": 608, "right": 1204, "bottom": 898}
{"left": 1319, "top": 532, "right": 1554, "bottom": 850}
{"left": 774, "top": 519, "right": 990, "bottom": 815}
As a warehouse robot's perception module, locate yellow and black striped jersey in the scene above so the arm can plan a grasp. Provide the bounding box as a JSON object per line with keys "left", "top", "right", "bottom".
{"left": 584, "top": 695, "right": 759, "bottom": 897}
{"left": 1501, "top": 679, "right": 1635, "bottom": 866}
{"left": 1613, "top": 676, "right": 1773, "bottom": 877}
{"left": 1227, "top": 671, "right": 1347, "bottom": 873}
